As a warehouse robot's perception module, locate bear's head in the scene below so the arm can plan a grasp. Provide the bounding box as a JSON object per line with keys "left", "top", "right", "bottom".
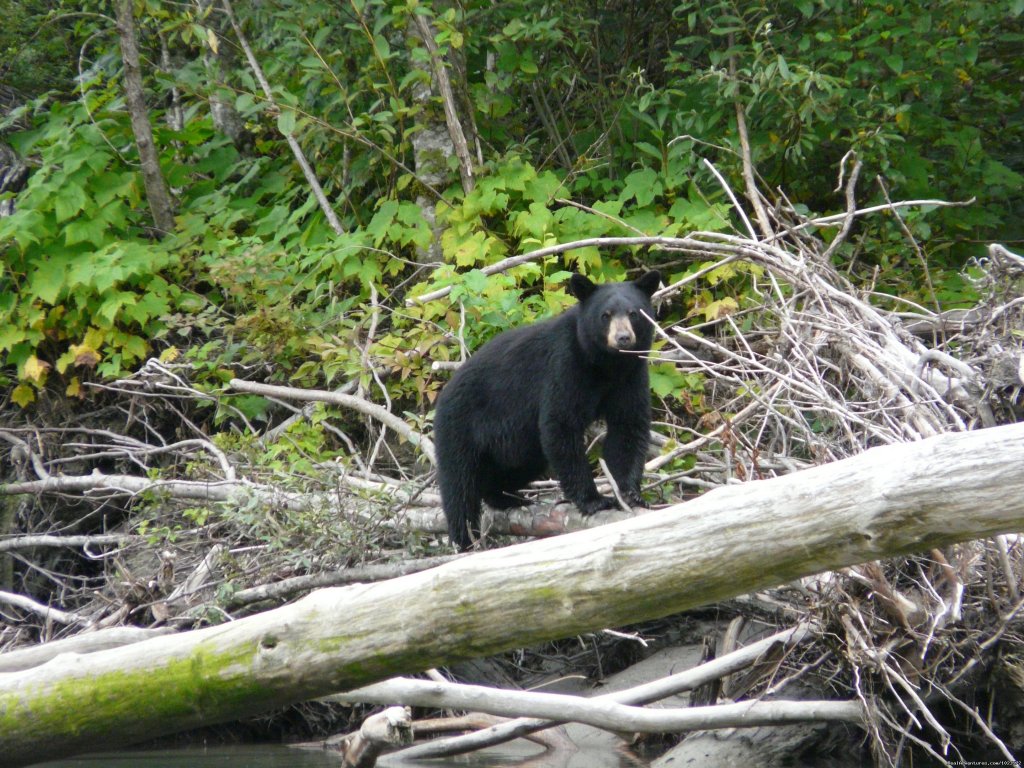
{"left": 569, "top": 270, "right": 661, "bottom": 358}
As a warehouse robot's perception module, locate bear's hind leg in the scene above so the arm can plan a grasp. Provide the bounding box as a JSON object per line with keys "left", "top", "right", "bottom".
{"left": 481, "top": 464, "right": 539, "bottom": 510}
{"left": 438, "top": 464, "right": 482, "bottom": 551}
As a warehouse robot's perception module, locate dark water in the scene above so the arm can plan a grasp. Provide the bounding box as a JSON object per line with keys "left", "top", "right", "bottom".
{"left": 33, "top": 741, "right": 596, "bottom": 768}
{"left": 36, "top": 745, "right": 342, "bottom": 768}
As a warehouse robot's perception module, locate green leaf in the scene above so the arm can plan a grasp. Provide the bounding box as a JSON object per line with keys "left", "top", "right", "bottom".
{"left": 96, "top": 292, "right": 135, "bottom": 327}
{"left": 635, "top": 142, "right": 664, "bottom": 163}
{"left": 462, "top": 269, "right": 487, "bottom": 294}
{"left": 119, "top": 333, "right": 148, "bottom": 362}
{"left": 776, "top": 55, "right": 791, "bottom": 81}
{"left": 277, "top": 109, "right": 297, "bottom": 135}
{"left": 622, "top": 168, "right": 662, "bottom": 207}
{"left": 12, "top": 383, "right": 35, "bottom": 407}
{"left": 65, "top": 217, "right": 108, "bottom": 247}
{"left": 0, "top": 324, "right": 26, "bottom": 352}
{"left": 513, "top": 202, "right": 553, "bottom": 239}
{"left": 366, "top": 200, "right": 399, "bottom": 246}
{"left": 54, "top": 184, "right": 88, "bottom": 223}
{"left": 29, "top": 261, "right": 67, "bottom": 304}
{"left": 519, "top": 54, "right": 538, "bottom": 75}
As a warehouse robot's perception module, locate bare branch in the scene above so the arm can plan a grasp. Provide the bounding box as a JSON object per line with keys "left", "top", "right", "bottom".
{"left": 228, "top": 378, "right": 436, "bottom": 464}
{"left": 820, "top": 152, "right": 863, "bottom": 262}
{"left": 0, "top": 627, "right": 175, "bottom": 674}
{"left": 332, "top": 676, "right": 864, "bottom": 733}
{"left": 115, "top": 0, "right": 176, "bottom": 234}
{"left": 0, "top": 590, "right": 89, "bottom": 627}
{"left": 0, "top": 533, "right": 138, "bottom": 553}
{"left": 224, "top": 555, "right": 463, "bottom": 608}
{"left": 342, "top": 623, "right": 813, "bottom": 758}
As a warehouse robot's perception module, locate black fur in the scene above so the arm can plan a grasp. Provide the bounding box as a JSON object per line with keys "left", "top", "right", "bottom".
{"left": 434, "top": 271, "right": 660, "bottom": 550}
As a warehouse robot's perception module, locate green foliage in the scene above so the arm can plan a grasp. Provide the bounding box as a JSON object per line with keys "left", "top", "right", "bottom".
{"left": 0, "top": 0, "right": 76, "bottom": 96}
{"left": 661, "top": 0, "right": 1023, "bottom": 293}
{"left": 0, "top": 99, "right": 176, "bottom": 401}
{"left": 0, "top": 0, "right": 1019, "bottom": 415}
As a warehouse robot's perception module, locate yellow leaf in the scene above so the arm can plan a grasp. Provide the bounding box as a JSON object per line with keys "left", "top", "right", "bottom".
{"left": 22, "top": 355, "right": 50, "bottom": 385}
{"left": 207, "top": 27, "right": 219, "bottom": 54}
{"left": 83, "top": 327, "right": 106, "bottom": 348}
{"left": 159, "top": 346, "right": 181, "bottom": 363}
{"left": 66, "top": 377, "right": 82, "bottom": 397}
{"left": 12, "top": 383, "right": 35, "bottom": 408}
{"left": 68, "top": 342, "right": 101, "bottom": 369}
{"left": 702, "top": 296, "right": 739, "bottom": 321}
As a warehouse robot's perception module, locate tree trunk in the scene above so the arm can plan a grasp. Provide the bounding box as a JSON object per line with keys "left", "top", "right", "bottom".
{"left": 411, "top": 12, "right": 476, "bottom": 195}
{"left": 115, "top": 0, "right": 176, "bottom": 235}
{"left": 195, "top": 0, "right": 247, "bottom": 146}
{"left": 2, "top": 422, "right": 1024, "bottom": 766}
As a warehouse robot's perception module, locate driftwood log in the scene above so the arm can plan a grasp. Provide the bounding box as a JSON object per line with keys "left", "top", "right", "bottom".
{"left": 1, "top": 422, "right": 1023, "bottom": 766}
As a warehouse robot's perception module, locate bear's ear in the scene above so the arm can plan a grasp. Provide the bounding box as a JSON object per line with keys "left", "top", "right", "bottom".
{"left": 568, "top": 273, "right": 597, "bottom": 302}
{"left": 634, "top": 270, "right": 661, "bottom": 297}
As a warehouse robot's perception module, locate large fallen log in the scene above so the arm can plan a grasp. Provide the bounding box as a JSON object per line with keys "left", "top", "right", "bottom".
{"left": 2, "top": 422, "right": 1023, "bottom": 766}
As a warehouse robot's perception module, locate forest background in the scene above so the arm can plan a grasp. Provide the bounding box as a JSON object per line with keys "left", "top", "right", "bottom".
{"left": 2, "top": 0, "right": 1021, "bottom": 409}
{"left": 1, "top": 0, "right": 1024, "bottom": 761}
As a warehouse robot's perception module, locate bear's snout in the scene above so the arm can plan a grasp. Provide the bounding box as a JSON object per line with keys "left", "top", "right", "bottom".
{"left": 607, "top": 316, "right": 637, "bottom": 349}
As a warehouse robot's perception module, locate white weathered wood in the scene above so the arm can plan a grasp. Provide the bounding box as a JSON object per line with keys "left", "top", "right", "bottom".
{"left": 0, "top": 627, "right": 175, "bottom": 673}
{"left": 2, "top": 423, "right": 1023, "bottom": 766}
{"left": 373, "top": 623, "right": 812, "bottom": 759}
{"left": 333, "top": 677, "right": 864, "bottom": 732}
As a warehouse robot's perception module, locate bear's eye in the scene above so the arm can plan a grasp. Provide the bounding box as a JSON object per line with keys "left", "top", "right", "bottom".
{"left": 629, "top": 310, "right": 638, "bottom": 321}
{"left": 601, "top": 310, "right": 611, "bottom": 322}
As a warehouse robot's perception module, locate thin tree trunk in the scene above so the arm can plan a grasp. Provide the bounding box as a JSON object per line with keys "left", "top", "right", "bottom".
{"left": 196, "top": 0, "right": 246, "bottom": 145}
{"left": 412, "top": 13, "right": 475, "bottom": 195}
{"left": 221, "top": 0, "right": 345, "bottom": 236}
{"left": 115, "top": 0, "right": 176, "bottom": 235}
{"left": 407, "top": 20, "right": 453, "bottom": 263}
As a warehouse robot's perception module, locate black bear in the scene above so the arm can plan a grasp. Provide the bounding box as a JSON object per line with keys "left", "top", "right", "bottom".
{"left": 434, "top": 270, "right": 661, "bottom": 550}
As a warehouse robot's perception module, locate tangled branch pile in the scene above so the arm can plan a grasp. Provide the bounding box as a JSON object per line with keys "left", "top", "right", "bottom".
{"left": 1, "top": 167, "right": 1022, "bottom": 762}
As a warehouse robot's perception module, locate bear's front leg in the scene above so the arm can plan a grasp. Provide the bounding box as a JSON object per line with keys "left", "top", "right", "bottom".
{"left": 540, "top": 412, "right": 616, "bottom": 516}
{"left": 602, "top": 386, "right": 652, "bottom": 507}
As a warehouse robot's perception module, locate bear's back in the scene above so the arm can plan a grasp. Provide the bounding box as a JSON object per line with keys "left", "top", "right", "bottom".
{"left": 436, "top": 311, "right": 574, "bottom": 426}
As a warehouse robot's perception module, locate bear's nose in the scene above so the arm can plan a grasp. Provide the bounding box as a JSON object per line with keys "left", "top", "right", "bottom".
{"left": 615, "top": 330, "right": 634, "bottom": 347}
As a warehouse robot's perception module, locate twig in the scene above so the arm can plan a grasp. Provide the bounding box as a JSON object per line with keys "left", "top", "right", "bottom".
{"left": 0, "top": 533, "right": 138, "bottom": 554}
{"left": 773, "top": 197, "right": 976, "bottom": 239}
{"left": 408, "top": 235, "right": 695, "bottom": 305}
{"left": 228, "top": 378, "right": 436, "bottom": 464}
{"left": 0, "top": 429, "right": 49, "bottom": 480}
{"left": 703, "top": 158, "right": 758, "bottom": 240}
{"left": 332, "top": 676, "right": 864, "bottom": 734}
{"left": 820, "top": 152, "right": 863, "bottom": 263}
{"left": 730, "top": 45, "right": 773, "bottom": 240}
{"left": 877, "top": 175, "right": 940, "bottom": 314}
{"left": 224, "top": 555, "right": 462, "bottom": 608}
{"left": 598, "top": 458, "right": 632, "bottom": 513}
{"left": 0, "top": 626, "right": 176, "bottom": 673}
